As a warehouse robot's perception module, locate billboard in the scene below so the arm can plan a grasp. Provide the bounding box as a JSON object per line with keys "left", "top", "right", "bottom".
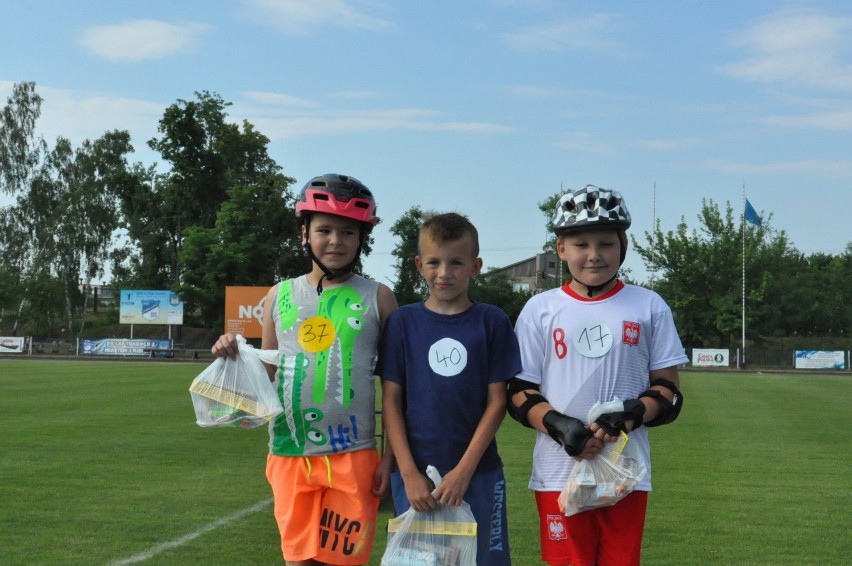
{"left": 794, "top": 350, "right": 846, "bottom": 370}
{"left": 120, "top": 290, "right": 184, "bottom": 325}
{"left": 0, "top": 337, "right": 26, "bottom": 353}
{"left": 692, "top": 348, "right": 730, "bottom": 367}
{"left": 224, "top": 286, "right": 270, "bottom": 338}
{"left": 80, "top": 338, "right": 172, "bottom": 357}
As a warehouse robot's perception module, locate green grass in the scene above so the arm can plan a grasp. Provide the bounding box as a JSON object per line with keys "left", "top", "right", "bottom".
{"left": 0, "top": 361, "right": 850, "bottom": 565}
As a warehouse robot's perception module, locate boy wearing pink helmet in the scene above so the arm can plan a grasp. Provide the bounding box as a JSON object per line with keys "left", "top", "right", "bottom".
{"left": 213, "top": 174, "right": 397, "bottom": 565}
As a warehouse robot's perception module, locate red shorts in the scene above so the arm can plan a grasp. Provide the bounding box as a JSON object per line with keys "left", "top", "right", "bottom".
{"left": 266, "top": 450, "right": 380, "bottom": 565}
{"left": 536, "top": 490, "right": 648, "bottom": 566}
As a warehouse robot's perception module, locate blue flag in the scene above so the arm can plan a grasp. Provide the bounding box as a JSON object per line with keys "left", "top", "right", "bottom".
{"left": 745, "top": 199, "right": 762, "bottom": 227}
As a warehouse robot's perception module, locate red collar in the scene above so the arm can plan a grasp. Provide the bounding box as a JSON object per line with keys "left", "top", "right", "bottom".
{"left": 562, "top": 280, "right": 624, "bottom": 301}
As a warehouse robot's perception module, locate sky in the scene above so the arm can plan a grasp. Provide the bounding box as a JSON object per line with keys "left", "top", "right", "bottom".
{"left": 2, "top": 0, "right": 851, "bottom": 287}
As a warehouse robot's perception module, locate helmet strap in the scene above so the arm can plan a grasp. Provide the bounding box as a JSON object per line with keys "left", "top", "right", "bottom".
{"left": 303, "top": 241, "right": 363, "bottom": 295}
{"left": 573, "top": 273, "right": 619, "bottom": 298}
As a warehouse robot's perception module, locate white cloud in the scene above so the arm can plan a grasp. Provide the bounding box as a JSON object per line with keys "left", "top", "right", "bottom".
{"left": 79, "top": 20, "right": 210, "bottom": 62}
{"left": 719, "top": 7, "right": 852, "bottom": 91}
{"left": 242, "top": 91, "right": 320, "bottom": 108}
{"left": 760, "top": 109, "right": 852, "bottom": 131}
{"left": 635, "top": 137, "right": 705, "bottom": 151}
{"left": 555, "top": 131, "right": 614, "bottom": 154}
{"left": 685, "top": 157, "right": 852, "bottom": 178}
{"left": 250, "top": 108, "right": 511, "bottom": 139}
{"left": 502, "top": 13, "right": 627, "bottom": 52}
{"left": 243, "top": 0, "right": 393, "bottom": 35}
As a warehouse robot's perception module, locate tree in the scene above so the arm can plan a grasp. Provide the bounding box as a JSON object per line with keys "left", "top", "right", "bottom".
{"left": 632, "top": 199, "right": 803, "bottom": 347}
{"left": 118, "top": 91, "right": 285, "bottom": 291}
{"left": 470, "top": 272, "right": 531, "bottom": 324}
{"left": 389, "top": 206, "right": 429, "bottom": 305}
{"left": 180, "top": 177, "right": 302, "bottom": 331}
{"left": 0, "top": 82, "right": 46, "bottom": 196}
{"left": 1, "top": 83, "right": 136, "bottom": 335}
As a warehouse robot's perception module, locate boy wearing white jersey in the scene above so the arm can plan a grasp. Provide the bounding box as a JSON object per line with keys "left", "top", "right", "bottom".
{"left": 508, "top": 185, "right": 689, "bottom": 566}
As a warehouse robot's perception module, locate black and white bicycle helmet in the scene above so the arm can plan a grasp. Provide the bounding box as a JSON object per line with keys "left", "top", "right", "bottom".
{"left": 552, "top": 185, "right": 631, "bottom": 296}
{"left": 552, "top": 185, "right": 631, "bottom": 234}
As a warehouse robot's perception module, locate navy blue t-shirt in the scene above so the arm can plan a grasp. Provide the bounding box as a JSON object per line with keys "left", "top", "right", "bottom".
{"left": 377, "top": 302, "right": 522, "bottom": 476}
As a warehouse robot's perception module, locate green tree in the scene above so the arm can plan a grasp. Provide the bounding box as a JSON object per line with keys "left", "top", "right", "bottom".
{"left": 1, "top": 83, "right": 136, "bottom": 335}
{"left": 180, "top": 178, "right": 301, "bottom": 331}
{"left": 632, "top": 199, "right": 803, "bottom": 347}
{"left": 118, "top": 91, "right": 285, "bottom": 291}
{"left": 469, "top": 273, "right": 531, "bottom": 324}
{"left": 0, "top": 82, "right": 46, "bottom": 196}
{"left": 389, "top": 206, "right": 429, "bottom": 305}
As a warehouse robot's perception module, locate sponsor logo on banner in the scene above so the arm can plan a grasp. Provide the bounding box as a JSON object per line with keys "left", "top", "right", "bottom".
{"left": 120, "top": 290, "right": 184, "bottom": 325}
{"left": 80, "top": 338, "right": 172, "bottom": 356}
{"left": 794, "top": 350, "right": 845, "bottom": 370}
{"left": 0, "top": 337, "right": 26, "bottom": 353}
{"left": 692, "top": 349, "right": 730, "bottom": 367}
{"left": 224, "top": 286, "right": 270, "bottom": 338}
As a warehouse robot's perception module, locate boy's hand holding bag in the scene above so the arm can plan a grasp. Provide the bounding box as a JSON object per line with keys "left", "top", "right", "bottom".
{"left": 382, "top": 466, "right": 477, "bottom": 566}
{"left": 189, "top": 334, "right": 283, "bottom": 428}
{"left": 558, "top": 399, "right": 649, "bottom": 516}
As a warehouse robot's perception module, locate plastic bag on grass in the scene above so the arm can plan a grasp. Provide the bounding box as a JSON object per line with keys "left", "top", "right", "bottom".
{"left": 382, "top": 466, "right": 477, "bottom": 566}
{"left": 558, "top": 399, "right": 649, "bottom": 516}
{"left": 189, "top": 335, "right": 283, "bottom": 428}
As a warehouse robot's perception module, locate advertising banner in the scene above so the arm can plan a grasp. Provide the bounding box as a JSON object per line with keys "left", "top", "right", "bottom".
{"left": 120, "top": 290, "right": 184, "bottom": 325}
{"left": 794, "top": 350, "right": 846, "bottom": 370}
{"left": 224, "top": 286, "right": 269, "bottom": 339}
{"left": 0, "top": 337, "right": 26, "bottom": 353}
{"left": 692, "top": 348, "right": 730, "bottom": 367}
{"left": 80, "top": 338, "right": 172, "bottom": 357}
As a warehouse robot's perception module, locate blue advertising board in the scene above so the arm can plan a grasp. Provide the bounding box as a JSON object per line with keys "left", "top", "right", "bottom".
{"left": 120, "top": 290, "right": 184, "bottom": 325}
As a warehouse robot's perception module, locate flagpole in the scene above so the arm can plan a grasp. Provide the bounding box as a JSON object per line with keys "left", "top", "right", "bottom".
{"left": 741, "top": 184, "right": 746, "bottom": 369}
{"left": 740, "top": 183, "right": 746, "bottom": 369}
{"left": 650, "top": 182, "right": 657, "bottom": 287}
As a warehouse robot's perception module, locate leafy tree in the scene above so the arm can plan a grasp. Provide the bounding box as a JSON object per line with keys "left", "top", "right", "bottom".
{"left": 180, "top": 177, "right": 301, "bottom": 330}
{"left": 469, "top": 273, "right": 531, "bottom": 324}
{"left": 389, "top": 206, "right": 429, "bottom": 305}
{"left": 0, "top": 82, "right": 46, "bottom": 196}
{"left": 632, "top": 199, "right": 802, "bottom": 348}
{"left": 1, "top": 82, "right": 135, "bottom": 335}
{"left": 118, "top": 91, "right": 284, "bottom": 291}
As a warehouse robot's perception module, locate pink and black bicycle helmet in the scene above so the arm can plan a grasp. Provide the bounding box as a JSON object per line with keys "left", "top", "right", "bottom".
{"left": 296, "top": 174, "right": 379, "bottom": 227}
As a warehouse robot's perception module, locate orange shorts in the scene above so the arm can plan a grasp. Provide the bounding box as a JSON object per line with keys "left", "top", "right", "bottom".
{"left": 266, "top": 450, "right": 380, "bottom": 565}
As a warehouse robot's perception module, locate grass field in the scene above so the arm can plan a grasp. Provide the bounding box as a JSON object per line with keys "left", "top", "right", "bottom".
{"left": 1, "top": 359, "right": 849, "bottom": 565}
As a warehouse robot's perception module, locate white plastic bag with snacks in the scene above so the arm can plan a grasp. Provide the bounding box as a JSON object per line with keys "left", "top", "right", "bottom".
{"left": 558, "top": 399, "right": 649, "bottom": 516}
{"left": 189, "top": 335, "right": 282, "bottom": 428}
{"left": 382, "top": 466, "right": 477, "bottom": 566}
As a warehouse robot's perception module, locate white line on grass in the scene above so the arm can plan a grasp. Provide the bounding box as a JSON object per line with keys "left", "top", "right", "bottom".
{"left": 107, "top": 498, "right": 273, "bottom": 565}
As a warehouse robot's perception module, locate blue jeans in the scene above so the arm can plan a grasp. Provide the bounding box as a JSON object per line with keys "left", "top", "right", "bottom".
{"left": 390, "top": 467, "right": 511, "bottom": 566}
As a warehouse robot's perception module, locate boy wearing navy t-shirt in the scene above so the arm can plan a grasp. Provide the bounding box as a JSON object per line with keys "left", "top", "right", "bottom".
{"left": 377, "top": 212, "right": 521, "bottom": 566}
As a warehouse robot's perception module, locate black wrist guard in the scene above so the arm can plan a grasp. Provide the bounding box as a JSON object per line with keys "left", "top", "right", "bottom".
{"left": 639, "top": 378, "right": 684, "bottom": 427}
{"left": 594, "top": 398, "right": 646, "bottom": 435}
{"left": 507, "top": 378, "right": 546, "bottom": 429}
{"left": 542, "top": 410, "right": 593, "bottom": 457}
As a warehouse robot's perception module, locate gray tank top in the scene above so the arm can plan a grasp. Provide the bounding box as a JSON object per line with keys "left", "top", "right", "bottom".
{"left": 268, "top": 274, "right": 380, "bottom": 456}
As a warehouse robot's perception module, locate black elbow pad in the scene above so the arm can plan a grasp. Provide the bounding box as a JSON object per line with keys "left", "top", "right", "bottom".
{"left": 639, "top": 378, "right": 683, "bottom": 426}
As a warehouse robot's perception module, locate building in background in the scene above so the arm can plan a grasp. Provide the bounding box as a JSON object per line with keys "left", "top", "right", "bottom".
{"left": 486, "top": 251, "right": 561, "bottom": 294}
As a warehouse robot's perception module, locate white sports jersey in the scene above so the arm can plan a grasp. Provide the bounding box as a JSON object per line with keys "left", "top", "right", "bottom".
{"left": 514, "top": 281, "right": 688, "bottom": 492}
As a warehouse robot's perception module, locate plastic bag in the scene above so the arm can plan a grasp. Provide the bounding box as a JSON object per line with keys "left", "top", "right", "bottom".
{"left": 382, "top": 466, "right": 477, "bottom": 566}
{"left": 188, "top": 335, "right": 283, "bottom": 428}
{"left": 558, "top": 399, "right": 649, "bottom": 516}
